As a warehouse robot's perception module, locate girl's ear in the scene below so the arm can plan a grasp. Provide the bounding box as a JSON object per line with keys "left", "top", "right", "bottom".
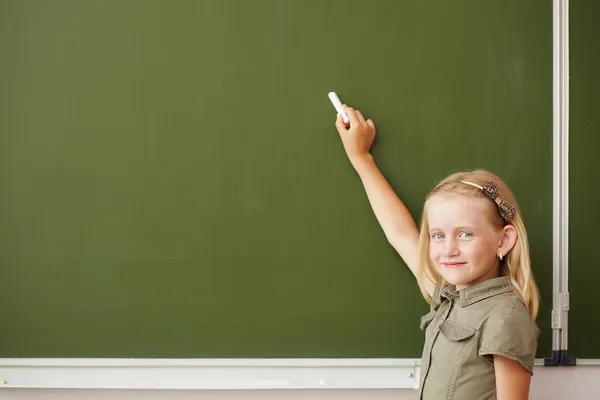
{"left": 498, "top": 225, "right": 518, "bottom": 257}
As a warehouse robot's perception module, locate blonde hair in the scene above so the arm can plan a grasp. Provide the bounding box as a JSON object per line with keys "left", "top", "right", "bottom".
{"left": 416, "top": 169, "right": 540, "bottom": 319}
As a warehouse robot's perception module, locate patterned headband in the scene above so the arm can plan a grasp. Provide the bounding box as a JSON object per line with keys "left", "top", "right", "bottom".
{"left": 460, "top": 180, "right": 516, "bottom": 223}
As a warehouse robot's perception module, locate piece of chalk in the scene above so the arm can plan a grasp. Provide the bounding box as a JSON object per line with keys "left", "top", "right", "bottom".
{"left": 328, "top": 92, "right": 349, "bottom": 124}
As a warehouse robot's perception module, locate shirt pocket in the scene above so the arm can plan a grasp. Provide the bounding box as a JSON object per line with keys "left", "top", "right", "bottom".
{"left": 439, "top": 320, "right": 476, "bottom": 341}
{"left": 420, "top": 310, "right": 437, "bottom": 330}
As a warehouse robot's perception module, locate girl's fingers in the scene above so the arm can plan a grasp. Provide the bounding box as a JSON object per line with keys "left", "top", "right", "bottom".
{"left": 355, "top": 110, "right": 367, "bottom": 124}
{"left": 335, "top": 114, "right": 348, "bottom": 136}
{"left": 343, "top": 105, "right": 360, "bottom": 127}
{"left": 367, "top": 119, "right": 376, "bottom": 133}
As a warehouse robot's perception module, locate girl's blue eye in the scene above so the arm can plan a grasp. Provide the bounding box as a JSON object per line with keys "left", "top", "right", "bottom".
{"left": 458, "top": 231, "right": 473, "bottom": 238}
{"left": 432, "top": 233, "right": 444, "bottom": 240}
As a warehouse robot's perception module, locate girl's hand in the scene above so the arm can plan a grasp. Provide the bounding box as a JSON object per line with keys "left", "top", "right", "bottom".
{"left": 334, "top": 104, "right": 376, "bottom": 167}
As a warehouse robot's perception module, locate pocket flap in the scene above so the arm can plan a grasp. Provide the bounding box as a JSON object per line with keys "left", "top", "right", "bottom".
{"left": 439, "top": 320, "right": 476, "bottom": 341}
{"left": 420, "top": 311, "right": 437, "bottom": 330}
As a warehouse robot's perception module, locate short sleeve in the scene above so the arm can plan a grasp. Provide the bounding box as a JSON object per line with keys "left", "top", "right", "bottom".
{"left": 478, "top": 305, "right": 538, "bottom": 374}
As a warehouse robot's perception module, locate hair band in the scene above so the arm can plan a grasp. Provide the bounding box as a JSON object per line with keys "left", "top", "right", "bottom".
{"left": 460, "top": 180, "right": 515, "bottom": 222}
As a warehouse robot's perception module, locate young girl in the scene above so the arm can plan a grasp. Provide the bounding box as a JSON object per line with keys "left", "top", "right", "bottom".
{"left": 334, "top": 105, "right": 539, "bottom": 400}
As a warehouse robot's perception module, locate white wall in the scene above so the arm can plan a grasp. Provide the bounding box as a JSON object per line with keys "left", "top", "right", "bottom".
{"left": 1, "top": 366, "right": 599, "bottom": 400}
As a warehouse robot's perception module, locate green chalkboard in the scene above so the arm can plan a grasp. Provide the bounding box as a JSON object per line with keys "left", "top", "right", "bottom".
{"left": 569, "top": 0, "right": 600, "bottom": 359}
{"left": 0, "top": 0, "right": 552, "bottom": 358}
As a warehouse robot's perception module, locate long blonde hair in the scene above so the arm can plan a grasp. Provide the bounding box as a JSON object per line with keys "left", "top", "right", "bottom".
{"left": 416, "top": 169, "right": 539, "bottom": 319}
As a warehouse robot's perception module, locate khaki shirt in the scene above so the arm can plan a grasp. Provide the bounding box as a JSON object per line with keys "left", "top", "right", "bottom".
{"left": 418, "top": 277, "right": 538, "bottom": 400}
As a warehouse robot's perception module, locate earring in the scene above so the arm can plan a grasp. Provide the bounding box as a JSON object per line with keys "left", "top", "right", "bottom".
{"left": 499, "top": 252, "right": 503, "bottom": 261}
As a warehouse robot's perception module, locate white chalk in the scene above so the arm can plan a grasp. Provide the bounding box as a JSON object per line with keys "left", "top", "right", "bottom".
{"left": 328, "top": 92, "right": 349, "bottom": 124}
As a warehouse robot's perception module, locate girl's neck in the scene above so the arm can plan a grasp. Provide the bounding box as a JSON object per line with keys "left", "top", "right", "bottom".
{"left": 455, "top": 265, "right": 500, "bottom": 291}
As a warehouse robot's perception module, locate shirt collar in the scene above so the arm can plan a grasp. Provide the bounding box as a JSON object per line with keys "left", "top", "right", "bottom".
{"left": 439, "top": 276, "right": 513, "bottom": 307}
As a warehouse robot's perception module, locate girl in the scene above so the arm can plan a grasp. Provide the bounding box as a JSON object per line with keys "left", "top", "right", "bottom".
{"left": 334, "top": 105, "right": 539, "bottom": 400}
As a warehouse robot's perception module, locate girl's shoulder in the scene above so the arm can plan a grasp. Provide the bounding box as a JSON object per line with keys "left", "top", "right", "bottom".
{"left": 486, "top": 290, "right": 536, "bottom": 327}
{"left": 478, "top": 294, "right": 538, "bottom": 373}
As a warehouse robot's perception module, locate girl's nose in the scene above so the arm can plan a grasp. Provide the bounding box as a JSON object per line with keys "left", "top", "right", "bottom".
{"left": 443, "top": 238, "right": 460, "bottom": 257}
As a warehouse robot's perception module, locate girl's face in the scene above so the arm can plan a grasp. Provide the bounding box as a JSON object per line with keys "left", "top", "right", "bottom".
{"left": 426, "top": 193, "right": 505, "bottom": 290}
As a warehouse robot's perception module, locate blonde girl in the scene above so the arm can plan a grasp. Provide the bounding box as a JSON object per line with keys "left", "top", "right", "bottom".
{"left": 334, "top": 104, "right": 539, "bottom": 400}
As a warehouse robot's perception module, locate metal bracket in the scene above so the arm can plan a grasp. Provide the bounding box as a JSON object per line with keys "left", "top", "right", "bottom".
{"left": 551, "top": 292, "right": 570, "bottom": 330}
{"left": 546, "top": 292, "right": 576, "bottom": 366}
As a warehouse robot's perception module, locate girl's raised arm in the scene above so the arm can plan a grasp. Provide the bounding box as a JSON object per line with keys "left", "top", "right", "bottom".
{"left": 335, "top": 105, "right": 430, "bottom": 293}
